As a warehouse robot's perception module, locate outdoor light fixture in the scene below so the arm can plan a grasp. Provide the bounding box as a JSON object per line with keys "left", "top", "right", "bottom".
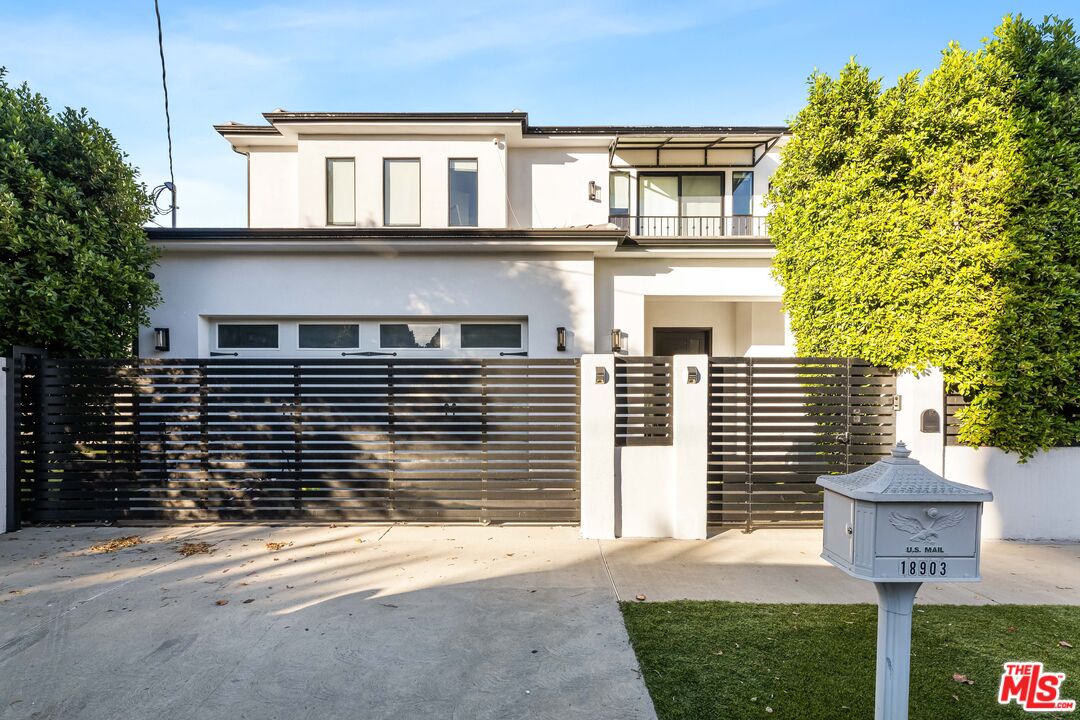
{"left": 594, "top": 367, "right": 607, "bottom": 384}
{"left": 153, "top": 327, "right": 170, "bottom": 352}
{"left": 556, "top": 327, "right": 567, "bottom": 352}
{"left": 610, "top": 328, "right": 623, "bottom": 353}
{"left": 588, "top": 180, "right": 601, "bottom": 202}
{"left": 687, "top": 366, "right": 701, "bottom": 384}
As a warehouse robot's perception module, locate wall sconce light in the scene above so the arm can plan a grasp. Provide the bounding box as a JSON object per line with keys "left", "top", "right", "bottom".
{"left": 153, "top": 327, "right": 170, "bottom": 352}
{"left": 588, "top": 180, "right": 601, "bottom": 202}
{"left": 556, "top": 326, "right": 567, "bottom": 352}
{"left": 687, "top": 366, "right": 701, "bottom": 384}
{"left": 610, "top": 328, "right": 623, "bottom": 354}
{"left": 595, "top": 367, "right": 608, "bottom": 384}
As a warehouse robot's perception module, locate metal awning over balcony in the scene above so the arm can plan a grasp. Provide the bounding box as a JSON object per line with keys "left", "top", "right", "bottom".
{"left": 609, "top": 131, "right": 783, "bottom": 169}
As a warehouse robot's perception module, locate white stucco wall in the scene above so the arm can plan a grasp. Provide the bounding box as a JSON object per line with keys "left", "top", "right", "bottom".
{"left": 288, "top": 135, "right": 509, "bottom": 229}
{"left": 143, "top": 251, "right": 595, "bottom": 358}
{"left": 945, "top": 447, "right": 1080, "bottom": 541}
{"left": 248, "top": 149, "right": 299, "bottom": 227}
{"left": 240, "top": 136, "right": 784, "bottom": 232}
{"left": 896, "top": 369, "right": 1079, "bottom": 541}
{"left": 507, "top": 148, "right": 610, "bottom": 229}
{"left": 642, "top": 299, "right": 788, "bottom": 356}
{"left": 595, "top": 257, "right": 786, "bottom": 355}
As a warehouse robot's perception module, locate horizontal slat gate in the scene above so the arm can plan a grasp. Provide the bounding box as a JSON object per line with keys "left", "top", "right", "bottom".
{"left": 708, "top": 357, "right": 895, "bottom": 530}
{"left": 17, "top": 357, "right": 580, "bottom": 524}
{"left": 614, "top": 357, "right": 673, "bottom": 446}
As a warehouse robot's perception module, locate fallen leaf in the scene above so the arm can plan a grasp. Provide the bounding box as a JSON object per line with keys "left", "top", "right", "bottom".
{"left": 1060, "top": 641, "right": 1073, "bottom": 648}
{"left": 765, "top": 707, "right": 773, "bottom": 714}
{"left": 951, "top": 695, "right": 959, "bottom": 702}
{"left": 242, "top": 598, "right": 255, "bottom": 604}
{"left": 265, "top": 542, "right": 292, "bottom": 552}
{"left": 176, "top": 542, "right": 213, "bottom": 556}
{"left": 88, "top": 536, "right": 142, "bottom": 554}
{"left": 952, "top": 673, "right": 974, "bottom": 685}
{"left": 215, "top": 599, "right": 229, "bottom": 606}
{"left": 635, "top": 594, "right": 646, "bottom": 602}
{"left": 1006, "top": 627, "right": 1017, "bottom": 633}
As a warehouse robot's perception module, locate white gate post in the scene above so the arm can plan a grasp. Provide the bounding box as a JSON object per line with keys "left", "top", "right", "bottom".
{"left": 672, "top": 355, "right": 708, "bottom": 539}
{"left": 580, "top": 354, "right": 616, "bottom": 539}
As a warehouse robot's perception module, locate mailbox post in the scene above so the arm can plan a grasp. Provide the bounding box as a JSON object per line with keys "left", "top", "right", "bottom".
{"left": 817, "top": 441, "right": 992, "bottom": 720}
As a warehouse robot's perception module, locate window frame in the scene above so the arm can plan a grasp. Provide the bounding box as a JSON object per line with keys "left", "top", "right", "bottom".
{"left": 459, "top": 322, "right": 524, "bottom": 350}
{"left": 297, "top": 321, "right": 361, "bottom": 351}
{"left": 383, "top": 157, "right": 422, "bottom": 227}
{"left": 731, "top": 170, "right": 755, "bottom": 217}
{"left": 378, "top": 322, "right": 444, "bottom": 350}
{"left": 636, "top": 172, "right": 725, "bottom": 217}
{"left": 215, "top": 322, "right": 281, "bottom": 351}
{"left": 447, "top": 157, "right": 479, "bottom": 227}
{"left": 609, "top": 171, "right": 630, "bottom": 217}
{"left": 325, "top": 157, "right": 356, "bottom": 226}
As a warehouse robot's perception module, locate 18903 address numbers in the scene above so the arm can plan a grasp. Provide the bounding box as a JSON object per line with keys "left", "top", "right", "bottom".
{"left": 899, "top": 560, "right": 946, "bottom": 577}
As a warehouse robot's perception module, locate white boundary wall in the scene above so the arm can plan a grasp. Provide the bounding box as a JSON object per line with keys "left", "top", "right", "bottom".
{"left": 896, "top": 369, "right": 1080, "bottom": 541}
{"left": 580, "top": 354, "right": 708, "bottom": 540}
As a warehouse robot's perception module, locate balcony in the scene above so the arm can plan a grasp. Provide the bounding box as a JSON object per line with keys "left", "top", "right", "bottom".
{"left": 609, "top": 215, "right": 768, "bottom": 239}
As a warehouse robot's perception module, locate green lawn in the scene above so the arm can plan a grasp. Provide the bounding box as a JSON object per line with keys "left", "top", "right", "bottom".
{"left": 621, "top": 601, "right": 1078, "bottom": 720}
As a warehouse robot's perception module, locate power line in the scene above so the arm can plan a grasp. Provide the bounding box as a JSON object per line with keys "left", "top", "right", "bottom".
{"left": 154, "top": 0, "right": 174, "bottom": 187}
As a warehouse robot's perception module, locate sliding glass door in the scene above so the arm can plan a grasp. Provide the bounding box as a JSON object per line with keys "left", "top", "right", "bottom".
{"left": 638, "top": 173, "right": 723, "bottom": 236}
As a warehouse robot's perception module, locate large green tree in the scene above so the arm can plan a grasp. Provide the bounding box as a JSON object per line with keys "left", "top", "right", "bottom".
{"left": 0, "top": 68, "right": 160, "bottom": 357}
{"left": 768, "top": 16, "right": 1080, "bottom": 457}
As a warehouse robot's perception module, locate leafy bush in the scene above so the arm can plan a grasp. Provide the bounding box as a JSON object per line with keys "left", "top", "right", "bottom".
{"left": 0, "top": 68, "right": 160, "bottom": 357}
{"left": 768, "top": 16, "right": 1080, "bottom": 457}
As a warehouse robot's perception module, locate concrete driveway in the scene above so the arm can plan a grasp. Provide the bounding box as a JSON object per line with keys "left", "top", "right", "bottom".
{"left": 0, "top": 525, "right": 1076, "bottom": 720}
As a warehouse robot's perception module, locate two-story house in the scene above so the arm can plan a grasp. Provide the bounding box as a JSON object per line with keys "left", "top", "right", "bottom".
{"left": 143, "top": 111, "right": 792, "bottom": 360}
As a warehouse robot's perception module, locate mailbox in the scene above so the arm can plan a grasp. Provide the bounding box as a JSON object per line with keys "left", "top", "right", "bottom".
{"left": 818, "top": 442, "right": 993, "bottom": 583}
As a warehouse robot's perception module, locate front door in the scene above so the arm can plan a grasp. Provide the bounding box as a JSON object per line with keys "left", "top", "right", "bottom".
{"left": 653, "top": 327, "right": 712, "bottom": 356}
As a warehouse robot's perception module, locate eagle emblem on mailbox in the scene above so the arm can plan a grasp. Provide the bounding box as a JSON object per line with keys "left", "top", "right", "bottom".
{"left": 888, "top": 507, "right": 966, "bottom": 542}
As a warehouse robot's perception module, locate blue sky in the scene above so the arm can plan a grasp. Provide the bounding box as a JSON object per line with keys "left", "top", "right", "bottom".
{"left": 0, "top": 0, "right": 1067, "bottom": 226}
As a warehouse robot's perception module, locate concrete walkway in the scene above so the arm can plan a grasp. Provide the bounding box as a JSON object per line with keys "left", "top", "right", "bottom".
{"left": 0, "top": 526, "right": 1076, "bottom": 720}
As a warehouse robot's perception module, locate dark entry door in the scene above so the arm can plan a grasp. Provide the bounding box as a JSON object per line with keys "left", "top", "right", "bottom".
{"left": 652, "top": 327, "right": 712, "bottom": 356}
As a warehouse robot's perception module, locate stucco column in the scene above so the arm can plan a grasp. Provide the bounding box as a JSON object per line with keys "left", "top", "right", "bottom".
{"left": 895, "top": 370, "right": 945, "bottom": 475}
{"left": 672, "top": 355, "right": 709, "bottom": 539}
{"left": 580, "top": 354, "right": 616, "bottom": 539}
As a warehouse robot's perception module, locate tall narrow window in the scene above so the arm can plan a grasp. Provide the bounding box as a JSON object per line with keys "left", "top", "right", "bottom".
{"left": 609, "top": 172, "right": 630, "bottom": 217}
{"left": 384, "top": 158, "right": 421, "bottom": 226}
{"left": 326, "top": 158, "right": 355, "bottom": 225}
{"left": 732, "top": 171, "right": 754, "bottom": 216}
{"left": 448, "top": 159, "right": 478, "bottom": 226}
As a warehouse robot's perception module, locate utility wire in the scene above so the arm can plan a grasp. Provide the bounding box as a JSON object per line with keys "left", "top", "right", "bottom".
{"left": 154, "top": 0, "right": 174, "bottom": 188}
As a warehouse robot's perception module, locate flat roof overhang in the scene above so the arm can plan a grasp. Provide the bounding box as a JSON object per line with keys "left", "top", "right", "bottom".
{"left": 145, "top": 227, "right": 626, "bottom": 254}
{"left": 608, "top": 132, "right": 784, "bottom": 168}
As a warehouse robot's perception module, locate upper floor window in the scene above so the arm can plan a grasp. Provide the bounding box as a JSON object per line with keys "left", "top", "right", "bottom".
{"left": 609, "top": 172, "right": 630, "bottom": 216}
{"left": 326, "top": 158, "right": 355, "bottom": 226}
{"left": 448, "top": 159, "right": 478, "bottom": 227}
{"left": 384, "top": 158, "right": 421, "bottom": 226}
{"left": 732, "top": 171, "right": 754, "bottom": 216}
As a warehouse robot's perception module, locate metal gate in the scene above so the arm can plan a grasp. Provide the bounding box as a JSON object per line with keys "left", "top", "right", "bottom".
{"left": 10, "top": 356, "right": 580, "bottom": 525}
{"left": 708, "top": 357, "right": 895, "bottom": 530}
